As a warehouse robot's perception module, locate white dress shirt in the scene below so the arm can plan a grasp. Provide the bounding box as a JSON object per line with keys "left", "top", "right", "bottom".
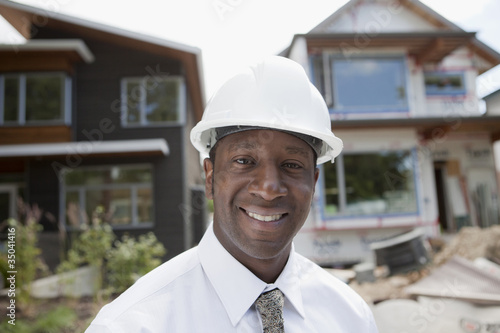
{"left": 86, "top": 224, "right": 379, "bottom": 332}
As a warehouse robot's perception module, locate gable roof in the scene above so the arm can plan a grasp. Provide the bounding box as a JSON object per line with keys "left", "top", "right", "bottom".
{"left": 283, "top": 0, "right": 500, "bottom": 72}
{"left": 309, "top": 0, "right": 463, "bottom": 33}
{"left": 0, "top": 0, "right": 205, "bottom": 121}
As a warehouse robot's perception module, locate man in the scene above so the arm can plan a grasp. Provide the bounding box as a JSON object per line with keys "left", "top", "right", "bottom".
{"left": 86, "top": 56, "right": 379, "bottom": 332}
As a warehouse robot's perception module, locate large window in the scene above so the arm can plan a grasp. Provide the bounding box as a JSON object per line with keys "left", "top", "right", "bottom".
{"left": 311, "top": 55, "right": 408, "bottom": 113}
{"left": 0, "top": 73, "right": 70, "bottom": 125}
{"left": 323, "top": 151, "right": 417, "bottom": 217}
{"left": 121, "top": 76, "right": 185, "bottom": 126}
{"left": 63, "top": 165, "right": 153, "bottom": 228}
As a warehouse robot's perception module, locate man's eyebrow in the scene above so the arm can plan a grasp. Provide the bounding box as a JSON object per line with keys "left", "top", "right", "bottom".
{"left": 285, "top": 145, "right": 312, "bottom": 158}
{"left": 226, "top": 141, "right": 259, "bottom": 153}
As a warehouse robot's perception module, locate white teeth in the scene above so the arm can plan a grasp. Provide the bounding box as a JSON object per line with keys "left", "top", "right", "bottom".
{"left": 247, "top": 211, "right": 283, "bottom": 222}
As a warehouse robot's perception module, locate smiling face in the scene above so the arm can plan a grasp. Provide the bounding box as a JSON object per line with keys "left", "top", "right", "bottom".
{"left": 204, "top": 129, "right": 319, "bottom": 269}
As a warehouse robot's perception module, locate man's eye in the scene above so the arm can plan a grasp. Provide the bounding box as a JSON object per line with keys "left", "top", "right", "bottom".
{"left": 235, "top": 158, "right": 251, "bottom": 165}
{"left": 283, "top": 163, "right": 301, "bottom": 169}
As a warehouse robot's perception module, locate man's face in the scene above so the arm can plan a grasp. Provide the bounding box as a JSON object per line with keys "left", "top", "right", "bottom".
{"left": 204, "top": 129, "right": 319, "bottom": 264}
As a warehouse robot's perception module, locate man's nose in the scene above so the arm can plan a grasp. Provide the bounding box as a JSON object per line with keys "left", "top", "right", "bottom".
{"left": 248, "top": 163, "right": 287, "bottom": 201}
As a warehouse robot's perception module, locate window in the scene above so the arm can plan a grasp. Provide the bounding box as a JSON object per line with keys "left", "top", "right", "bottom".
{"left": 424, "top": 71, "right": 465, "bottom": 96}
{"left": 323, "top": 151, "right": 417, "bottom": 217}
{"left": 63, "top": 165, "right": 153, "bottom": 228}
{"left": 310, "top": 55, "right": 408, "bottom": 112}
{"left": 0, "top": 73, "right": 70, "bottom": 125}
{"left": 121, "top": 76, "right": 185, "bottom": 126}
{"left": 0, "top": 173, "right": 25, "bottom": 223}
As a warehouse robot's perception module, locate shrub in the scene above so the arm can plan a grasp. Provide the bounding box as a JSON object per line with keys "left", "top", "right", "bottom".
{"left": 57, "top": 222, "right": 115, "bottom": 273}
{"left": 57, "top": 206, "right": 167, "bottom": 295}
{"left": 107, "top": 232, "right": 166, "bottom": 293}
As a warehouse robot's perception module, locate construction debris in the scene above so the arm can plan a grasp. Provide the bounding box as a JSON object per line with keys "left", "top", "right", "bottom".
{"left": 346, "top": 225, "right": 500, "bottom": 331}
{"left": 405, "top": 256, "right": 500, "bottom": 304}
{"left": 432, "top": 226, "right": 500, "bottom": 266}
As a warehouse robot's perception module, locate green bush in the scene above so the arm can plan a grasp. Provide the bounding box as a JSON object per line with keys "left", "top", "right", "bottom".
{"left": 57, "top": 222, "right": 115, "bottom": 273}
{"left": 57, "top": 206, "right": 167, "bottom": 295}
{"left": 4, "top": 218, "right": 47, "bottom": 305}
{"left": 107, "top": 232, "right": 166, "bottom": 293}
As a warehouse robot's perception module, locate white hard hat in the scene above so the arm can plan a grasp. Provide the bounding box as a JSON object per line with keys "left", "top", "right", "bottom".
{"left": 190, "top": 56, "right": 343, "bottom": 164}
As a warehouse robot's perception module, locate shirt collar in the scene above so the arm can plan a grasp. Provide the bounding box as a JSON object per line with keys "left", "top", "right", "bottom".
{"left": 273, "top": 246, "right": 306, "bottom": 319}
{"left": 198, "top": 223, "right": 305, "bottom": 327}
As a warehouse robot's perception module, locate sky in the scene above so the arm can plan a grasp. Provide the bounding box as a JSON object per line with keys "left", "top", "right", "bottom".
{"left": 1, "top": 0, "right": 500, "bottom": 100}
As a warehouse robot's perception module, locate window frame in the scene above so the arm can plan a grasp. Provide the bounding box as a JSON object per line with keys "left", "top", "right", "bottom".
{"left": 0, "top": 72, "right": 71, "bottom": 126}
{"left": 320, "top": 149, "right": 420, "bottom": 220}
{"left": 60, "top": 164, "right": 155, "bottom": 229}
{"left": 120, "top": 75, "right": 186, "bottom": 127}
{"left": 310, "top": 53, "right": 410, "bottom": 114}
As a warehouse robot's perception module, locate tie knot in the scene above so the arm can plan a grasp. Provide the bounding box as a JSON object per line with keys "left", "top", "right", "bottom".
{"left": 255, "top": 289, "right": 285, "bottom": 333}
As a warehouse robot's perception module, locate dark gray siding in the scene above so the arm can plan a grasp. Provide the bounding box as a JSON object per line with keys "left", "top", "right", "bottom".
{"left": 29, "top": 26, "right": 190, "bottom": 263}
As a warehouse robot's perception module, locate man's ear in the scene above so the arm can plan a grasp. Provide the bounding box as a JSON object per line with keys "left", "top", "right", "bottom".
{"left": 312, "top": 167, "right": 319, "bottom": 195}
{"left": 203, "top": 158, "right": 214, "bottom": 200}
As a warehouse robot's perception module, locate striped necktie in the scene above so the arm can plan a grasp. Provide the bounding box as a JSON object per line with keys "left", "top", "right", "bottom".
{"left": 255, "top": 289, "right": 285, "bottom": 333}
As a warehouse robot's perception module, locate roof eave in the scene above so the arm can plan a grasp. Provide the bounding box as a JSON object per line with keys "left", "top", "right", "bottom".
{"left": 0, "top": 0, "right": 206, "bottom": 121}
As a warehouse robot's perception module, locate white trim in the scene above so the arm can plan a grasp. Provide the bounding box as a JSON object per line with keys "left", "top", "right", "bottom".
{"left": 0, "top": 139, "right": 169, "bottom": 158}
{"left": 0, "top": 39, "right": 95, "bottom": 63}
